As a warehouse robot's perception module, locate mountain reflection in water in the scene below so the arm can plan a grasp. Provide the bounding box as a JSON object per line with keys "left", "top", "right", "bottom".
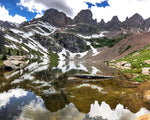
{"left": 0, "top": 60, "right": 150, "bottom": 120}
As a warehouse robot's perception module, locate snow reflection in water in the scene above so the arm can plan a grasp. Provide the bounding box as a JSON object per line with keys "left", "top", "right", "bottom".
{"left": 89, "top": 101, "right": 150, "bottom": 120}
{"left": 1, "top": 60, "right": 150, "bottom": 120}
{"left": 18, "top": 100, "right": 150, "bottom": 120}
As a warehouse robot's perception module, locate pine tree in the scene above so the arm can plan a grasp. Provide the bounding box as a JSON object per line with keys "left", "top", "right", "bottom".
{"left": 16, "top": 50, "right": 19, "bottom": 56}
{"left": 8, "top": 48, "right": 11, "bottom": 55}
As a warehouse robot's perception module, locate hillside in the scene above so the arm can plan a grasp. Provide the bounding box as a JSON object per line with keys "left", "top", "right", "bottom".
{"left": 92, "top": 32, "right": 150, "bottom": 61}
{"left": 1, "top": 8, "right": 150, "bottom": 68}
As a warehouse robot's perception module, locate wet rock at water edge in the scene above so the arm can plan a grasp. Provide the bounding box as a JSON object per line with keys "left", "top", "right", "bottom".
{"left": 84, "top": 115, "right": 107, "bottom": 120}
{"left": 3, "top": 60, "right": 27, "bottom": 70}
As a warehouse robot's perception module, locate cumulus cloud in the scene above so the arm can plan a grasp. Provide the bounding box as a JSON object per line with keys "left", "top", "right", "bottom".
{"left": 0, "top": 5, "right": 26, "bottom": 23}
{"left": 18, "top": 0, "right": 73, "bottom": 16}
{"left": 16, "top": 0, "right": 150, "bottom": 23}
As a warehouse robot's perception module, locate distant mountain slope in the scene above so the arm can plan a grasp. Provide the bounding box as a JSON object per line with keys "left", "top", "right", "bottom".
{"left": 93, "top": 32, "right": 150, "bottom": 61}
{"left": 0, "top": 20, "right": 17, "bottom": 28}
{"left": 2, "top": 8, "right": 150, "bottom": 62}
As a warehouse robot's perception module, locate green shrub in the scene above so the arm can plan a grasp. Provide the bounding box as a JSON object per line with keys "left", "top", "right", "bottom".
{"left": 134, "top": 76, "right": 144, "bottom": 82}
{"left": 131, "top": 62, "right": 141, "bottom": 69}
{"left": 86, "top": 45, "right": 91, "bottom": 50}
{"left": 133, "top": 69, "right": 142, "bottom": 73}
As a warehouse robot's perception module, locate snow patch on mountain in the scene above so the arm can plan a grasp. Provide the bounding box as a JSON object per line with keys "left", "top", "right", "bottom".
{"left": 86, "top": 41, "right": 101, "bottom": 56}
{"left": 77, "top": 31, "right": 109, "bottom": 39}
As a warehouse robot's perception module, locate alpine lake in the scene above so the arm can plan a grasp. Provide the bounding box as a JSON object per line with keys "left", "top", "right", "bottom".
{"left": 0, "top": 60, "right": 150, "bottom": 120}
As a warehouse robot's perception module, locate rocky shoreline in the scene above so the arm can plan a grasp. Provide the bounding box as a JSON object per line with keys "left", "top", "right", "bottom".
{"left": 2, "top": 56, "right": 28, "bottom": 70}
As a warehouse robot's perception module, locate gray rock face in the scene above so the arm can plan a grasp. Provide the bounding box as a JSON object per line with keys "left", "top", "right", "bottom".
{"left": 121, "top": 13, "right": 144, "bottom": 29}
{"left": 41, "top": 8, "right": 72, "bottom": 27}
{"left": 54, "top": 33, "right": 88, "bottom": 53}
{"left": 67, "top": 24, "right": 99, "bottom": 35}
{"left": 141, "top": 17, "right": 150, "bottom": 31}
{"left": 73, "top": 9, "right": 96, "bottom": 24}
{"left": 0, "top": 20, "right": 16, "bottom": 28}
{"left": 105, "top": 16, "right": 121, "bottom": 31}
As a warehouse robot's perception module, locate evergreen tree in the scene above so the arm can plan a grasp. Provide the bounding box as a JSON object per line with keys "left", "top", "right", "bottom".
{"left": 16, "top": 50, "right": 19, "bottom": 56}
{"left": 8, "top": 48, "right": 11, "bottom": 55}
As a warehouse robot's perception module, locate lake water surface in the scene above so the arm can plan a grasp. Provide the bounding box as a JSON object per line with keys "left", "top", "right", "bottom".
{"left": 0, "top": 60, "right": 150, "bottom": 120}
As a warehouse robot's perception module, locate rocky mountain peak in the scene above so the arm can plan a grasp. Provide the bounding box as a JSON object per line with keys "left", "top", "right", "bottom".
{"left": 125, "top": 17, "right": 129, "bottom": 21}
{"left": 41, "top": 8, "right": 72, "bottom": 27}
{"left": 0, "top": 20, "right": 15, "bottom": 28}
{"left": 111, "top": 16, "right": 120, "bottom": 23}
{"left": 73, "top": 9, "right": 95, "bottom": 24}
{"left": 99, "top": 19, "right": 105, "bottom": 24}
{"left": 122, "top": 13, "right": 144, "bottom": 29}
{"left": 130, "top": 13, "right": 144, "bottom": 22}
{"left": 104, "top": 16, "right": 121, "bottom": 31}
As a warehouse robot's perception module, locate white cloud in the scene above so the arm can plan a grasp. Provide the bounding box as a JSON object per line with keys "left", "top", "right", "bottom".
{"left": 16, "top": 0, "right": 150, "bottom": 22}
{"left": 67, "top": 0, "right": 150, "bottom": 22}
{"left": 18, "top": 0, "right": 46, "bottom": 14}
{"left": 0, "top": 6, "right": 27, "bottom": 23}
{"left": 34, "top": 13, "right": 43, "bottom": 19}
{"left": 17, "top": 0, "right": 73, "bottom": 16}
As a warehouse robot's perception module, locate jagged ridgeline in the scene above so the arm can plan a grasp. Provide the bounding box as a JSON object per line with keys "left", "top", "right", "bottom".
{"left": 1, "top": 8, "right": 150, "bottom": 62}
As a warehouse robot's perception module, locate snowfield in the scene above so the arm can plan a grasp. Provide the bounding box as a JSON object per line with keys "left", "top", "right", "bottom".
{"left": 77, "top": 31, "right": 109, "bottom": 39}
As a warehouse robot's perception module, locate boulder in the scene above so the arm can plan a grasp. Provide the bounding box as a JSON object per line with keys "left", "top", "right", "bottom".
{"left": 144, "top": 60, "right": 150, "bottom": 64}
{"left": 142, "top": 67, "right": 150, "bottom": 75}
{"left": 115, "top": 61, "right": 131, "bottom": 69}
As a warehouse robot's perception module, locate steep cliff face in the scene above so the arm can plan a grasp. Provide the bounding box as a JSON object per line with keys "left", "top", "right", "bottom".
{"left": 141, "top": 17, "right": 150, "bottom": 31}
{"left": 121, "top": 13, "right": 144, "bottom": 29}
{"left": 105, "top": 16, "right": 121, "bottom": 31}
{"left": 53, "top": 33, "right": 88, "bottom": 53}
{"left": 41, "top": 8, "right": 72, "bottom": 27}
{"left": 73, "top": 9, "right": 96, "bottom": 24}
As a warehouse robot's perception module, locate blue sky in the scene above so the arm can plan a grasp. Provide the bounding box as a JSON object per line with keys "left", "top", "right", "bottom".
{"left": 0, "top": 0, "right": 150, "bottom": 24}
{"left": 0, "top": 0, "right": 37, "bottom": 21}
{"left": 86, "top": 0, "right": 110, "bottom": 9}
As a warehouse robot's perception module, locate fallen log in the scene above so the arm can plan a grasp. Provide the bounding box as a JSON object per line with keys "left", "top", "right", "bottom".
{"left": 73, "top": 74, "right": 115, "bottom": 79}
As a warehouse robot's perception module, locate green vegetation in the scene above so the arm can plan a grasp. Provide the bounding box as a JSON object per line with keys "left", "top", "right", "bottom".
{"left": 110, "top": 45, "right": 150, "bottom": 82}
{"left": 87, "top": 37, "right": 124, "bottom": 48}
{"left": 119, "top": 45, "right": 131, "bottom": 55}
{"left": 86, "top": 45, "right": 91, "bottom": 50}
{"left": 133, "top": 75, "right": 145, "bottom": 82}
{"left": 49, "top": 52, "right": 59, "bottom": 67}
{"left": 0, "top": 55, "right": 4, "bottom": 66}
{"left": 115, "top": 45, "right": 150, "bottom": 67}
